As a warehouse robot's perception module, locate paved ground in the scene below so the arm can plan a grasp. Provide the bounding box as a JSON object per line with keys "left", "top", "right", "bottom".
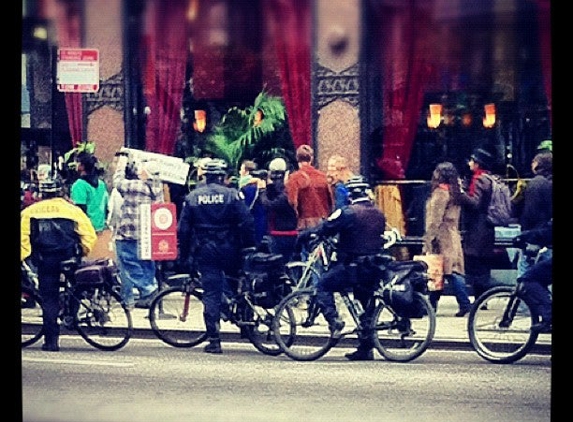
{"left": 128, "top": 295, "right": 552, "bottom": 354}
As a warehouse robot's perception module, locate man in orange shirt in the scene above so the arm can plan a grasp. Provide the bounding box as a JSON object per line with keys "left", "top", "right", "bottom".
{"left": 286, "top": 145, "right": 334, "bottom": 230}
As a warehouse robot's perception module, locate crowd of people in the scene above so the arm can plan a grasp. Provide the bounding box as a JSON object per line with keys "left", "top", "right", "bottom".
{"left": 20, "top": 141, "right": 552, "bottom": 353}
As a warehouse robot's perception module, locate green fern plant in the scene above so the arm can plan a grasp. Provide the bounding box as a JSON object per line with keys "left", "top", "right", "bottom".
{"left": 206, "top": 91, "right": 291, "bottom": 171}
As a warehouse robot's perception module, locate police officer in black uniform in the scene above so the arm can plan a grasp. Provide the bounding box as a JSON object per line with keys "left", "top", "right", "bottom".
{"left": 297, "top": 176, "right": 387, "bottom": 361}
{"left": 178, "top": 159, "right": 255, "bottom": 354}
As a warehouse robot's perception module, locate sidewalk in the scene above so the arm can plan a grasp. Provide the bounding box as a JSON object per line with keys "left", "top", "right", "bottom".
{"left": 128, "top": 295, "right": 551, "bottom": 354}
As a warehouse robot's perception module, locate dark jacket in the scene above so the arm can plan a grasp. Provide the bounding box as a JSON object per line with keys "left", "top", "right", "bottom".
{"left": 178, "top": 182, "right": 255, "bottom": 273}
{"left": 459, "top": 173, "right": 495, "bottom": 258}
{"left": 513, "top": 173, "right": 552, "bottom": 231}
{"left": 310, "top": 199, "right": 386, "bottom": 258}
{"left": 259, "top": 180, "right": 298, "bottom": 233}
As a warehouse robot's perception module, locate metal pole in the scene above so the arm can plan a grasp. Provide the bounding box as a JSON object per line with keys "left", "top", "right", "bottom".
{"left": 51, "top": 45, "right": 57, "bottom": 173}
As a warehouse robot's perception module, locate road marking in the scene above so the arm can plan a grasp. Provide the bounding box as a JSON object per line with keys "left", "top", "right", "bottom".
{"left": 22, "top": 357, "right": 134, "bottom": 367}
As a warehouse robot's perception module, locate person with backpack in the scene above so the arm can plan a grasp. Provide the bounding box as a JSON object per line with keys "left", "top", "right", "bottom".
{"left": 459, "top": 148, "right": 496, "bottom": 302}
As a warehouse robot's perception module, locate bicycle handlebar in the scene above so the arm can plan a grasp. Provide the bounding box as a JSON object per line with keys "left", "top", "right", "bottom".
{"left": 382, "top": 228, "right": 401, "bottom": 249}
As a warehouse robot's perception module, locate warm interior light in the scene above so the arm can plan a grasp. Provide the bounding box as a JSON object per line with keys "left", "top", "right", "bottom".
{"left": 483, "top": 103, "right": 496, "bottom": 128}
{"left": 461, "top": 112, "right": 472, "bottom": 127}
{"left": 427, "top": 103, "right": 442, "bottom": 129}
{"left": 253, "top": 109, "right": 264, "bottom": 127}
{"left": 193, "top": 109, "right": 207, "bottom": 133}
{"left": 187, "top": 0, "right": 199, "bottom": 22}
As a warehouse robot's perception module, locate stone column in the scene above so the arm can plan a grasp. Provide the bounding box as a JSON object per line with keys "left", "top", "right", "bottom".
{"left": 313, "top": 0, "right": 361, "bottom": 174}
{"left": 83, "top": 0, "right": 125, "bottom": 169}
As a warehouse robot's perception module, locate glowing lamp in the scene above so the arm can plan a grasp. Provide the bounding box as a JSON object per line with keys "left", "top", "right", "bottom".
{"left": 427, "top": 104, "right": 442, "bottom": 129}
{"left": 193, "top": 110, "right": 207, "bottom": 133}
{"left": 483, "top": 103, "right": 496, "bottom": 128}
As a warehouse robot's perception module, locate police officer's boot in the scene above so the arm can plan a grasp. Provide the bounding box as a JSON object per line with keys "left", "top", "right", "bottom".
{"left": 204, "top": 338, "right": 222, "bottom": 354}
{"left": 42, "top": 336, "right": 60, "bottom": 352}
{"left": 345, "top": 334, "right": 374, "bottom": 361}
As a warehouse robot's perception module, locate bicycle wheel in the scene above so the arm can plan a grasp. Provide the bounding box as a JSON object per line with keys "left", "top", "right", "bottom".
{"left": 372, "top": 292, "right": 436, "bottom": 362}
{"left": 21, "top": 286, "right": 44, "bottom": 347}
{"left": 148, "top": 286, "right": 208, "bottom": 347}
{"left": 272, "top": 288, "right": 336, "bottom": 361}
{"left": 74, "top": 286, "right": 133, "bottom": 351}
{"left": 244, "top": 302, "right": 294, "bottom": 356}
{"left": 468, "top": 286, "right": 539, "bottom": 364}
{"left": 285, "top": 261, "right": 320, "bottom": 290}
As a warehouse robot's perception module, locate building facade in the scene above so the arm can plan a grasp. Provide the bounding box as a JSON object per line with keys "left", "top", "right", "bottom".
{"left": 21, "top": 0, "right": 552, "bottom": 235}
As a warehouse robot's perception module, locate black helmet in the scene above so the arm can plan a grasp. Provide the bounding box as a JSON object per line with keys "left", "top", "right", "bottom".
{"left": 39, "top": 178, "right": 62, "bottom": 195}
{"left": 345, "top": 175, "right": 370, "bottom": 200}
{"left": 202, "top": 159, "right": 228, "bottom": 176}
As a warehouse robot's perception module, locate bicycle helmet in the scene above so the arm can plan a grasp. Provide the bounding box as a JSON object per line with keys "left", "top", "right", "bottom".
{"left": 39, "top": 178, "right": 62, "bottom": 195}
{"left": 202, "top": 158, "right": 228, "bottom": 175}
{"left": 345, "top": 175, "right": 370, "bottom": 201}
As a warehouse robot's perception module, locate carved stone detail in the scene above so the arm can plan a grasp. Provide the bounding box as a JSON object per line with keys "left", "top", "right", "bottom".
{"left": 315, "top": 64, "right": 359, "bottom": 108}
{"left": 85, "top": 71, "right": 124, "bottom": 115}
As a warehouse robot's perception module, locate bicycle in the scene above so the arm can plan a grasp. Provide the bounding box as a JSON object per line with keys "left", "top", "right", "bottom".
{"left": 272, "top": 238, "right": 436, "bottom": 362}
{"left": 148, "top": 248, "right": 296, "bottom": 356}
{"left": 467, "top": 245, "right": 552, "bottom": 364}
{"left": 21, "top": 257, "right": 133, "bottom": 351}
{"left": 285, "top": 228, "right": 402, "bottom": 292}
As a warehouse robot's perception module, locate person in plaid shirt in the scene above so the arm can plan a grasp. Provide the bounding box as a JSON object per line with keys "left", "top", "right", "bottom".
{"left": 113, "top": 151, "right": 164, "bottom": 309}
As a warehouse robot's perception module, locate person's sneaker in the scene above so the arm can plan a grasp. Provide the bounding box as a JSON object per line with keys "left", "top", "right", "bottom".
{"left": 455, "top": 307, "right": 470, "bottom": 317}
{"left": 329, "top": 319, "right": 345, "bottom": 339}
{"left": 345, "top": 349, "right": 374, "bottom": 361}
{"left": 41, "top": 342, "right": 60, "bottom": 352}
{"left": 531, "top": 321, "right": 552, "bottom": 333}
{"left": 204, "top": 340, "right": 222, "bottom": 354}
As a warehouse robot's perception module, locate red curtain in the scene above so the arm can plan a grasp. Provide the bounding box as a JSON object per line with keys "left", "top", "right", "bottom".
{"left": 264, "top": 0, "right": 311, "bottom": 150}
{"left": 375, "top": 5, "right": 435, "bottom": 180}
{"left": 141, "top": 0, "right": 188, "bottom": 155}
{"left": 46, "top": 0, "right": 83, "bottom": 146}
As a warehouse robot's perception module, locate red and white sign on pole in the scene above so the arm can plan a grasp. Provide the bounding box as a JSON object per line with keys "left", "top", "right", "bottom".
{"left": 57, "top": 48, "right": 100, "bottom": 93}
{"left": 139, "top": 203, "right": 178, "bottom": 261}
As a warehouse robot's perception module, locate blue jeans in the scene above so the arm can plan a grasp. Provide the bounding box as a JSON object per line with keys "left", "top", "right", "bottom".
{"left": 517, "top": 247, "right": 552, "bottom": 278}
{"left": 115, "top": 239, "right": 158, "bottom": 306}
{"left": 448, "top": 273, "right": 471, "bottom": 310}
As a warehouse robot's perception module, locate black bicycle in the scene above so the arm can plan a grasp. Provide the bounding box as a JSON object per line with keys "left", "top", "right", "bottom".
{"left": 272, "top": 246, "right": 436, "bottom": 362}
{"left": 467, "top": 245, "right": 552, "bottom": 364}
{"left": 148, "top": 248, "right": 296, "bottom": 356}
{"left": 21, "top": 258, "right": 133, "bottom": 351}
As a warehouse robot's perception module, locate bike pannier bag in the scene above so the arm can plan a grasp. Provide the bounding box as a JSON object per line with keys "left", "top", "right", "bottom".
{"left": 74, "top": 258, "right": 119, "bottom": 288}
{"left": 74, "top": 264, "right": 107, "bottom": 287}
{"left": 383, "top": 260, "right": 428, "bottom": 318}
{"left": 244, "top": 252, "right": 292, "bottom": 308}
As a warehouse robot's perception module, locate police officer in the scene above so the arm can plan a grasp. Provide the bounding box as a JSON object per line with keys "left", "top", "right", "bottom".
{"left": 21, "top": 178, "right": 97, "bottom": 351}
{"left": 297, "top": 176, "right": 387, "bottom": 361}
{"left": 178, "top": 159, "right": 255, "bottom": 354}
